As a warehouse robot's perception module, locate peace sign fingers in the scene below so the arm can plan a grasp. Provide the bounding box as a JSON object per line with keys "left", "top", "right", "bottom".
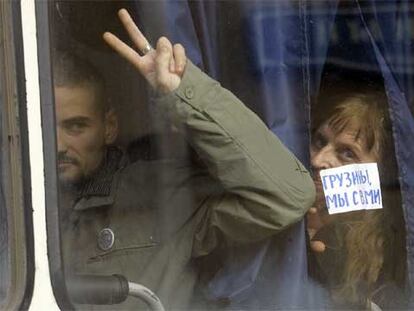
{"left": 103, "top": 10, "right": 157, "bottom": 88}
{"left": 104, "top": 8, "right": 186, "bottom": 93}
{"left": 117, "top": 9, "right": 153, "bottom": 56}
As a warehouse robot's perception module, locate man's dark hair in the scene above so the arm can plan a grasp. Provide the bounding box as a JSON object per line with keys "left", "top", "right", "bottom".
{"left": 52, "top": 51, "right": 109, "bottom": 112}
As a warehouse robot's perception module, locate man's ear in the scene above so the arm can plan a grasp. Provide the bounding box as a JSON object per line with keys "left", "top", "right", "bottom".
{"left": 104, "top": 108, "right": 118, "bottom": 144}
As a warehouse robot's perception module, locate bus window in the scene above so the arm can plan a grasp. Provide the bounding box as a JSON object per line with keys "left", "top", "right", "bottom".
{"left": 44, "top": 1, "right": 316, "bottom": 309}
{"left": 40, "top": 1, "right": 412, "bottom": 310}
{"left": 307, "top": 1, "right": 410, "bottom": 309}
{"left": 0, "top": 0, "right": 34, "bottom": 309}
{"left": 0, "top": 195, "right": 7, "bottom": 305}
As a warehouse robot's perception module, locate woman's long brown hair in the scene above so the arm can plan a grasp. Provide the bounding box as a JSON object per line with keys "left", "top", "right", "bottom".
{"left": 311, "top": 92, "right": 406, "bottom": 306}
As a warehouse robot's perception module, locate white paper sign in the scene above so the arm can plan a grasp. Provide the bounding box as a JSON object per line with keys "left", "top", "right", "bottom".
{"left": 319, "top": 163, "right": 382, "bottom": 215}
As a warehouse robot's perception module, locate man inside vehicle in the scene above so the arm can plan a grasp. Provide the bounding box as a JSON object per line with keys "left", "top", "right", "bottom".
{"left": 55, "top": 9, "right": 315, "bottom": 310}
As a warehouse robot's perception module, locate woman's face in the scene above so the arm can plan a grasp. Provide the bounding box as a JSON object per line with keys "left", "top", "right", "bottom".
{"left": 310, "top": 122, "right": 379, "bottom": 209}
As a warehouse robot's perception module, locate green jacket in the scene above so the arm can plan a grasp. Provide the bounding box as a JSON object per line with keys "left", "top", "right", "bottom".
{"left": 63, "top": 61, "right": 315, "bottom": 310}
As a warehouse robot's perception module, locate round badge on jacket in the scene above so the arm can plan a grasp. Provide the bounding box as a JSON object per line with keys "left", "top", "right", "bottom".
{"left": 97, "top": 228, "right": 115, "bottom": 251}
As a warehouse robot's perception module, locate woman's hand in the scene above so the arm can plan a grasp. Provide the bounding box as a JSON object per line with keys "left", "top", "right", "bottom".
{"left": 307, "top": 207, "right": 331, "bottom": 253}
{"left": 103, "top": 9, "right": 187, "bottom": 94}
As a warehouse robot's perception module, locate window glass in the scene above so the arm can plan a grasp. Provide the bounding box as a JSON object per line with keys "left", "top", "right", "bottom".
{"left": 46, "top": 1, "right": 411, "bottom": 310}
{"left": 0, "top": 1, "right": 33, "bottom": 309}
{"left": 0, "top": 6, "right": 10, "bottom": 305}
{"left": 0, "top": 175, "right": 7, "bottom": 304}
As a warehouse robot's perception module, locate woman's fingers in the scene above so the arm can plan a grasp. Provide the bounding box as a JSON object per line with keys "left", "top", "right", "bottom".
{"left": 308, "top": 228, "right": 317, "bottom": 239}
{"left": 310, "top": 240, "right": 326, "bottom": 253}
{"left": 307, "top": 206, "right": 327, "bottom": 252}
{"left": 308, "top": 207, "right": 318, "bottom": 214}
{"left": 117, "top": 9, "right": 151, "bottom": 55}
{"left": 103, "top": 32, "right": 142, "bottom": 71}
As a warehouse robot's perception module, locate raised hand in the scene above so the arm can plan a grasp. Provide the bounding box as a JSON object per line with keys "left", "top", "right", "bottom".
{"left": 103, "top": 9, "right": 187, "bottom": 94}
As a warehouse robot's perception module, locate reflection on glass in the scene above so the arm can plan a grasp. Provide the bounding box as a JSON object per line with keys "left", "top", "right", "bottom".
{"left": 48, "top": 1, "right": 412, "bottom": 310}
{"left": 50, "top": 2, "right": 317, "bottom": 310}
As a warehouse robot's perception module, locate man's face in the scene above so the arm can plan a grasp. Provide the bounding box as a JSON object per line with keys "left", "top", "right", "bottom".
{"left": 55, "top": 85, "right": 116, "bottom": 184}
{"left": 310, "top": 122, "right": 378, "bottom": 209}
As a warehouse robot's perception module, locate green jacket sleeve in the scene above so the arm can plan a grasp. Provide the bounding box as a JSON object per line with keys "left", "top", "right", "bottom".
{"left": 155, "top": 61, "right": 315, "bottom": 256}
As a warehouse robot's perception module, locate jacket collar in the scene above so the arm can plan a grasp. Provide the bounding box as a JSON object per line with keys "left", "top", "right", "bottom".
{"left": 73, "top": 146, "right": 127, "bottom": 211}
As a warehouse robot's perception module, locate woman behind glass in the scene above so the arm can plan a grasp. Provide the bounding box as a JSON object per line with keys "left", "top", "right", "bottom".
{"left": 307, "top": 90, "right": 408, "bottom": 309}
